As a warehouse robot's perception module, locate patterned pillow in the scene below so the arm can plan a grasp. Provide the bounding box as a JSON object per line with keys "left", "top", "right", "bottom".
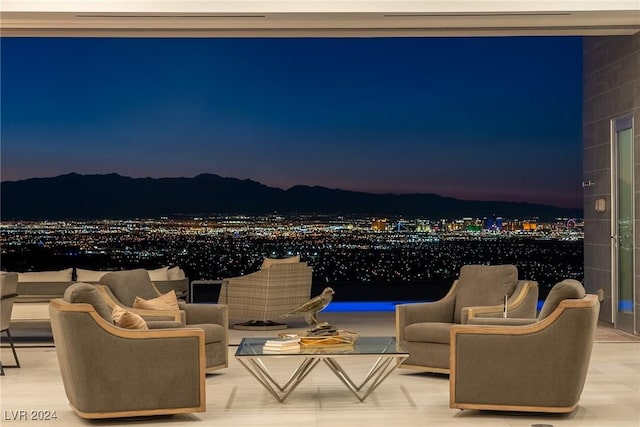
{"left": 133, "top": 290, "right": 179, "bottom": 311}
{"left": 112, "top": 305, "right": 148, "bottom": 329}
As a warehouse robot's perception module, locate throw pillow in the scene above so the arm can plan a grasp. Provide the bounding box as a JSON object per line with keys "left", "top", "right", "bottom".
{"left": 133, "top": 290, "right": 179, "bottom": 311}
{"left": 112, "top": 305, "right": 148, "bottom": 330}
{"left": 262, "top": 255, "right": 300, "bottom": 269}
{"left": 167, "top": 266, "right": 186, "bottom": 280}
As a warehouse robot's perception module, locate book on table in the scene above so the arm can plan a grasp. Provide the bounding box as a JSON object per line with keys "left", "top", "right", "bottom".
{"left": 264, "top": 337, "right": 300, "bottom": 347}
{"left": 263, "top": 337, "right": 301, "bottom": 353}
{"left": 262, "top": 346, "right": 300, "bottom": 354}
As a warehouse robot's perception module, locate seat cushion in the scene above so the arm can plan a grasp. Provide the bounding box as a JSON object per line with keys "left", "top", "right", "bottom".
{"left": 404, "top": 322, "right": 453, "bottom": 344}
{"left": 189, "top": 323, "right": 226, "bottom": 344}
{"left": 454, "top": 264, "right": 518, "bottom": 323}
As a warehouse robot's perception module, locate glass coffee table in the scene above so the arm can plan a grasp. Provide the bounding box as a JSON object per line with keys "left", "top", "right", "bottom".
{"left": 235, "top": 336, "right": 408, "bottom": 403}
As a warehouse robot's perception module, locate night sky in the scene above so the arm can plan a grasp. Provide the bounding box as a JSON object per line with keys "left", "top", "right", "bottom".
{"left": 1, "top": 36, "right": 583, "bottom": 208}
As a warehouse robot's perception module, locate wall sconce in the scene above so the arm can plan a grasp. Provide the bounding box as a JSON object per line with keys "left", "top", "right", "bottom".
{"left": 595, "top": 198, "right": 606, "bottom": 212}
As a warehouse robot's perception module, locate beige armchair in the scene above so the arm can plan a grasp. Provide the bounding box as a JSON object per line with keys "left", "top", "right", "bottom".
{"left": 396, "top": 264, "right": 538, "bottom": 373}
{"left": 1, "top": 272, "right": 21, "bottom": 375}
{"left": 450, "top": 279, "right": 599, "bottom": 413}
{"left": 219, "top": 256, "right": 313, "bottom": 330}
{"left": 50, "top": 283, "right": 206, "bottom": 419}
{"left": 96, "top": 269, "right": 228, "bottom": 372}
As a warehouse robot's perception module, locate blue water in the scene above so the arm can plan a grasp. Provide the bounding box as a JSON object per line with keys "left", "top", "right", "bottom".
{"left": 325, "top": 300, "right": 547, "bottom": 312}
{"left": 324, "top": 301, "right": 415, "bottom": 312}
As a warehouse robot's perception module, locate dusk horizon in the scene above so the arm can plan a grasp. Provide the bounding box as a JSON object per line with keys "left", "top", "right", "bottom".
{"left": 1, "top": 36, "right": 583, "bottom": 210}
{"left": 0, "top": 171, "right": 583, "bottom": 210}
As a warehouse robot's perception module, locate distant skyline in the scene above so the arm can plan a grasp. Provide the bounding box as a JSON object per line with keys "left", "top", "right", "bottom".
{"left": 1, "top": 37, "right": 583, "bottom": 208}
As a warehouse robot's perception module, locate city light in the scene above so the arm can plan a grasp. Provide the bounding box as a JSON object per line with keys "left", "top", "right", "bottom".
{"left": 0, "top": 215, "right": 583, "bottom": 299}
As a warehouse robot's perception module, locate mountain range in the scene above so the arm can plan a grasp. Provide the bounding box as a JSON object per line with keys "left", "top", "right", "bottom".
{"left": 0, "top": 173, "right": 583, "bottom": 220}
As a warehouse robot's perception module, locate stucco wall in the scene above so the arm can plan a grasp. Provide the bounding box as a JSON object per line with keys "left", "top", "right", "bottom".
{"left": 583, "top": 33, "right": 640, "bottom": 329}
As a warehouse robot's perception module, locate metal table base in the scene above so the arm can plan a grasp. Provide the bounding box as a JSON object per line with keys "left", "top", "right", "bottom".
{"left": 236, "top": 350, "right": 408, "bottom": 403}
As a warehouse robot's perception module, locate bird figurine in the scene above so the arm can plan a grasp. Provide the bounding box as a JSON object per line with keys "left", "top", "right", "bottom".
{"left": 279, "top": 287, "right": 335, "bottom": 329}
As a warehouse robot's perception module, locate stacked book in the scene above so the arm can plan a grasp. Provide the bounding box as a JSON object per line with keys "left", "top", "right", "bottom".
{"left": 262, "top": 337, "right": 301, "bottom": 353}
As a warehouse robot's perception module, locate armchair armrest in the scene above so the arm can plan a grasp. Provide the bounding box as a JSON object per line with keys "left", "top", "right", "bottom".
{"left": 466, "top": 317, "right": 538, "bottom": 326}
{"left": 146, "top": 320, "right": 184, "bottom": 329}
{"left": 396, "top": 296, "right": 456, "bottom": 325}
{"left": 396, "top": 281, "right": 458, "bottom": 342}
{"left": 178, "top": 301, "right": 228, "bottom": 327}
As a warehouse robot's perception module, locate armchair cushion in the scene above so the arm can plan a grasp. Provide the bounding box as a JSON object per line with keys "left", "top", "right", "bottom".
{"left": 454, "top": 264, "right": 518, "bottom": 323}
{"left": 112, "top": 306, "right": 148, "bottom": 330}
{"left": 538, "top": 279, "right": 585, "bottom": 319}
{"left": 100, "top": 269, "right": 158, "bottom": 306}
{"left": 133, "top": 290, "right": 179, "bottom": 311}
{"left": 64, "top": 282, "right": 112, "bottom": 322}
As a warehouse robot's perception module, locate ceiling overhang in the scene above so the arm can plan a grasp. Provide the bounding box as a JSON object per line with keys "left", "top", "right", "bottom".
{"left": 1, "top": 1, "right": 639, "bottom": 37}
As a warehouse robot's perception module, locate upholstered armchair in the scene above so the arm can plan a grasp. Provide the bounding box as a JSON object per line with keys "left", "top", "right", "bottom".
{"left": 96, "top": 269, "right": 228, "bottom": 372}
{"left": 219, "top": 256, "right": 313, "bottom": 330}
{"left": 50, "top": 283, "right": 206, "bottom": 419}
{"left": 1, "top": 272, "right": 21, "bottom": 375}
{"left": 450, "top": 279, "right": 599, "bottom": 413}
{"left": 396, "top": 264, "right": 538, "bottom": 373}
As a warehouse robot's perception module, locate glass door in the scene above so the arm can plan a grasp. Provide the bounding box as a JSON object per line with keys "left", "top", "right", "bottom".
{"left": 612, "top": 115, "right": 635, "bottom": 334}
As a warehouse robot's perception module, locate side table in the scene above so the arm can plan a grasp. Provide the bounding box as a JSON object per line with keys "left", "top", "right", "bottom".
{"left": 188, "top": 279, "right": 223, "bottom": 303}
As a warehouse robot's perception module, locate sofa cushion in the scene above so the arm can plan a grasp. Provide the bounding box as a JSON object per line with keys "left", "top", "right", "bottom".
{"left": 76, "top": 268, "right": 109, "bottom": 282}
{"left": 64, "top": 282, "right": 112, "bottom": 322}
{"left": 454, "top": 264, "right": 518, "bottom": 324}
{"left": 262, "top": 255, "right": 300, "bottom": 269}
{"left": 538, "top": 279, "right": 586, "bottom": 320}
{"left": 100, "top": 269, "right": 158, "bottom": 307}
{"left": 133, "top": 290, "right": 179, "bottom": 311}
{"left": 112, "top": 305, "right": 148, "bottom": 330}
{"left": 18, "top": 268, "right": 73, "bottom": 283}
{"left": 1, "top": 272, "right": 18, "bottom": 296}
{"left": 147, "top": 267, "right": 169, "bottom": 281}
{"left": 404, "top": 322, "right": 453, "bottom": 344}
{"left": 167, "top": 266, "right": 186, "bottom": 280}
